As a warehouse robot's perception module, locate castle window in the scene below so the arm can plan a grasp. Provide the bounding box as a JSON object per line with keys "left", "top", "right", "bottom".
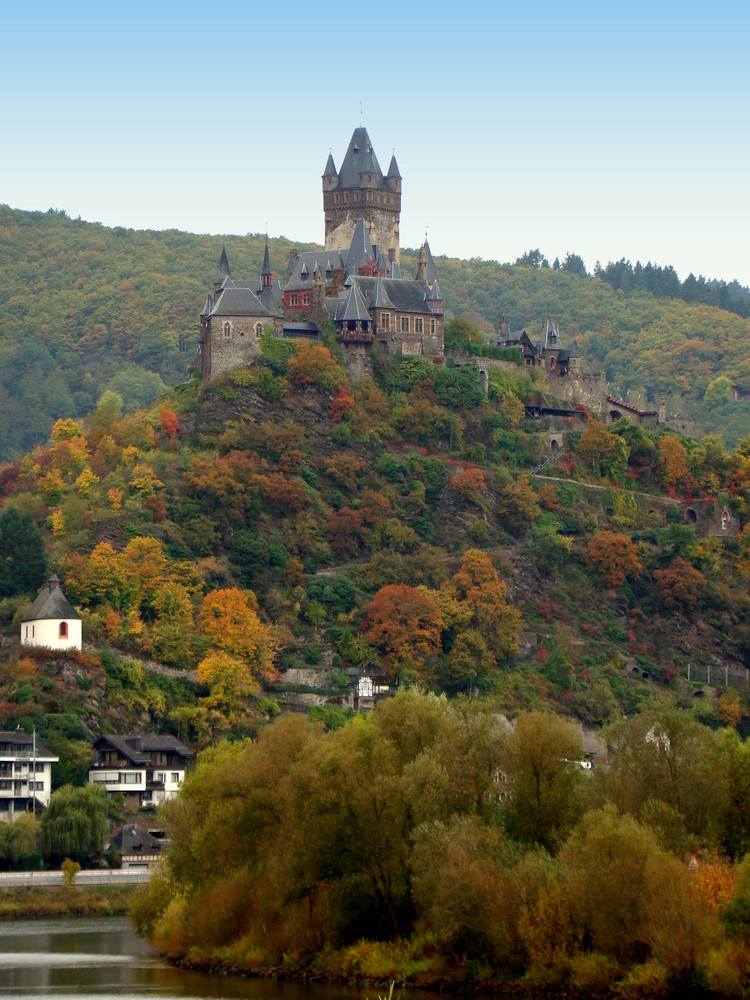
{"left": 223, "top": 322, "right": 231, "bottom": 339}
{"left": 59, "top": 622, "right": 68, "bottom": 639}
{"left": 303, "top": 293, "right": 310, "bottom": 306}
{"left": 400, "top": 316, "right": 410, "bottom": 334}
{"left": 354, "top": 193, "right": 358, "bottom": 202}
{"left": 255, "top": 323, "right": 263, "bottom": 338}
{"left": 430, "top": 318, "right": 436, "bottom": 335}
{"left": 414, "top": 317, "right": 423, "bottom": 334}
{"left": 381, "top": 313, "right": 390, "bottom": 332}
{"left": 290, "top": 294, "right": 298, "bottom": 306}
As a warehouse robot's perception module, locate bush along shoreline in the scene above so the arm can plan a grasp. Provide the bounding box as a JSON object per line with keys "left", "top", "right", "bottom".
{"left": 0, "top": 884, "right": 136, "bottom": 920}
{"left": 128, "top": 690, "right": 750, "bottom": 998}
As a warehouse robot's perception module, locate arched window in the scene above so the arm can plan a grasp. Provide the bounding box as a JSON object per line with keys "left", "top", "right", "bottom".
{"left": 255, "top": 323, "right": 263, "bottom": 338}
{"left": 59, "top": 622, "right": 68, "bottom": 639}
{"left": 223, "top": 323, "right": 231, "bottom": 339}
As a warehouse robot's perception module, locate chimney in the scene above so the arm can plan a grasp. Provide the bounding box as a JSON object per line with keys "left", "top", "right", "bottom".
{"left": 49, "top": 575, "right": 60, "bottom": 592}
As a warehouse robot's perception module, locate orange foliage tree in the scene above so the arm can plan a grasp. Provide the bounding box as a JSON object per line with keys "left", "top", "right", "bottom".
{"left": 360, "top": 584, "right": 443, "bottom": 678}
{"left": 329, "top": 386, "right": 355, "bottom": 423}
{"left": 287, "top": 342, "right": 347, "bottom": 392}
{"left": 197, "top": 587, "right": 277, "bottom": 680}
{"left": 159, "top": 407, "right": 181, "bottom": 438}
{"left": 585, "top": 531, "right": 642, "bottom": 587}
{"left": 450, "top": 549, "right": 523, "bottom": 662}
{"left": 654, "top": 557, "right": 707, "bottom": 610}
{"left": 448, "top": 466, "right": 486, "bottom": 505}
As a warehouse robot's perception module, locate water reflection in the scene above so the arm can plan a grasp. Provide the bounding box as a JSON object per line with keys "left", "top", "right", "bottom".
{"left": 0, "top": 918, "right": 440, "bottom": 1000}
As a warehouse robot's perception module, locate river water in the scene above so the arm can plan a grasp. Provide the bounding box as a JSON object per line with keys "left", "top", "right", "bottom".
{"left": 0, "top": 917, "right": 438, "bottom": 1000}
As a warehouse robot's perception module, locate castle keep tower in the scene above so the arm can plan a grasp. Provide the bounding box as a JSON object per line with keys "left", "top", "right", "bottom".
{"left": 323, "top": 127, "right": 401, "bottom": 263}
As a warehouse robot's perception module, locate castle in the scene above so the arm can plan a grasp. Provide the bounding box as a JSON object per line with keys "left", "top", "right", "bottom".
{"left": 196, "top": 126, "right": 657, "bottom": 432}
{"left": 198, "top": 127, "right": 444, "bottom": 383}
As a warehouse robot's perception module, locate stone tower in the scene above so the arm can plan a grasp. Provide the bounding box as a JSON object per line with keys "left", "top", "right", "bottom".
{"left": 322, "top": 127, "right": 401, "bottom": 263}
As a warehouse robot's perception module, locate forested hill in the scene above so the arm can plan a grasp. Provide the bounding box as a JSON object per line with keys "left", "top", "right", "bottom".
{"left": 2, "top": 203, "right": 750, "bottom": 459}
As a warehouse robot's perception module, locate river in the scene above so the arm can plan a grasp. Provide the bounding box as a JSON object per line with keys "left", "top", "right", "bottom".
{"left": 0, "top": 917, "right": 437, "bottom": 1000}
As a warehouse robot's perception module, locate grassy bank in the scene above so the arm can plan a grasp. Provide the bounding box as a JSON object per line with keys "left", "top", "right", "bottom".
{"left": 0, "top": 884, "right": 136, "bottom": 919}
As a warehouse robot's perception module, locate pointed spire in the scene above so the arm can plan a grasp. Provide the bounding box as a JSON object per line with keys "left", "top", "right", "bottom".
{"left": 423, "top": 239, "right": 437, "bottom": 286}
{"left": 201, "top": 293, "right": 214, "bottom": 318}
{"left": 346, "top": 217, "right": 375, "bottom": 275}
{"left": 216, "top": 245, "right": 230, "bottom": 281}
{"left": 261, "top": 240, "right": 272, "bottom": 288}
{"left": 323, "top": 151, "right": 337, "bottom": 177}
{"left": 387, "top": 153, "right": 401, "bottom": 180}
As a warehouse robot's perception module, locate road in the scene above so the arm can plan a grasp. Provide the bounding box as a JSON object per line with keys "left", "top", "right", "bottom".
{"left": 0, "top": 869, "right": 151, "bottom": 886}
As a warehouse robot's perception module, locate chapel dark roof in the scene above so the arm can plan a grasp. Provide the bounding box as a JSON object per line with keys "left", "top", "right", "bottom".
{"left": 21, "top": 578, "right": 80, "bottom": 623}
{"left": 336, "top": 127, "right": 389, "bottom": 191}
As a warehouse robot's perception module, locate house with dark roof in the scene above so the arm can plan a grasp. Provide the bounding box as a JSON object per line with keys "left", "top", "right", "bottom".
{"left": 21, "top": 576, "right": 81, "bottom": 651}
{"left": 89, "top": 734, "right": 194, "bottom": 810}
{"left": 0, "top": 729, "right": 58, "bottom": 822}
{"left": 108, "top": 823, "right": 164, "bottom": 870}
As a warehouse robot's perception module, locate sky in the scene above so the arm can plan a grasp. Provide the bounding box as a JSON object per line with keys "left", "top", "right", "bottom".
{"left": 2, "top": 0, "right": 749, "bottom": 285}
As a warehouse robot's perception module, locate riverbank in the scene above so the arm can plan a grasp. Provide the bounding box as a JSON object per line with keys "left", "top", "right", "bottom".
{"left": 166, "top": 946, "right": 675, "bottom": 999}
{"left": 0, "top": 884, "right": 136, "bottom": 919}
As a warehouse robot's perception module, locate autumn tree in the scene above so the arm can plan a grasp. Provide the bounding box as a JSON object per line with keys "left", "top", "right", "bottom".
{"left": 360, "top": 584, "right": 443, "bottom": 679}
{"left": 498, "top": 475, "right": 541, "bottom": 535}
{"left": 584, "top": 530, "right": 642, "bottom": 587}
{"left": 448, "top": 466, "right": 486, "bottom": 505}
{"left": 286, "top": 342, "right": 346, "bottom": 392}
{"left": 654, "top": 557, "right": 707, "bottom": 610}
{"left": 659, "top": 435, "right": 691, "bottom": 495}
{"left": 577, "top": 419, "right": 629, "bottom": 480}
{"left": 449, "top": 549, "right": 523, "bottom": 663}
{"left": 159, "top": 407, "right": 181, "bottom": 437}
{"left": 197, "top": 588, "right": 277, "bottom": 680}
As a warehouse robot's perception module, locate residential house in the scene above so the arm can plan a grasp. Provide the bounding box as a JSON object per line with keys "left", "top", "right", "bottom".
{"left": 88, "top": 734, "right": 194, "bottom": 810}
{"left": 0, "top": 729, "right": 58, "bottom": 823}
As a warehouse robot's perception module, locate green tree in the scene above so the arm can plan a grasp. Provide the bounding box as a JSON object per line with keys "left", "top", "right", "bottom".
{"left": 41, "top": 784, "right": 108, "bottom": 864}
{"left": 0, "top": 508, "right": 47, "bottom": 598}
{"left": 704, "top": 376, "right": 733, "bottom": 409}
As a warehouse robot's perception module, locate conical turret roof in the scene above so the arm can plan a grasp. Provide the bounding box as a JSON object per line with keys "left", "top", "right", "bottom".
{"left": 346, "top": 217, "right": 375, "bottom": 275}
{"left": 337, "top": 127, "right": 388, "bottom": 191}
{"left": 323, "top": 151, "right": 337, "bottom": 177}
{"left": 262, "top": 241, "right": 272, "bottom": 277}
{"left": 387, "top": 153, "right": 401, "bottom": 180}
{"left": 369, "top": 275, "right": 394, "bottom": 309}
{"left": 336, "top": 282, "right": 372, "bottom": 322}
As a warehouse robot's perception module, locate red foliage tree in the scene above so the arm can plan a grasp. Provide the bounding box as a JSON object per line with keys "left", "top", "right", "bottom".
{"left": 159, "top": 407, "right": 181, "bottom": 438}
{"left": 654, "top": 557, "right": 706, "bottom": 609}
{"left": 360, "top": 584, "right": 443, "bottom": 677}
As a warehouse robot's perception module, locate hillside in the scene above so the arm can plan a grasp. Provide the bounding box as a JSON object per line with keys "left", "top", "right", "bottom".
{"left": 2, "top": 203, "right": 750, "bottom": 459}
{"left": 2, "top": 339, "right": 750, "bottom": 784}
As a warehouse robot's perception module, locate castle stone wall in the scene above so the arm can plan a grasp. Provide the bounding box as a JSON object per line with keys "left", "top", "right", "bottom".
{"left": 207, "top": 316, "right": 266, "bottom": 378}
{"left": 324, "top": 198, "right": 400, "bottom": 263}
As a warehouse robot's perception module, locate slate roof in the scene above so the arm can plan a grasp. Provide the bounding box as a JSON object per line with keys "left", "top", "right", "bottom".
{"left": 94, "top": 734, "right": 194, "bottom": 763}
{"left": 369, "top": 275, "right": 394, "bottom": 309}
{"left": 336, "top": 127, "right": 389, "bottom": 191}
{"left": 346, "top": 218, "right": 375, "bottom": 274}
{"left": 336, "top": 283, "right": 372, "bottom": 322}
{"left": 209, "top": 286, "right": 272, "bottom": 318}
{"left": 21, "top": 578, "right": 80, "bottom": 623}
{"left": 426, "top": 278, "right": 443, "bottom": 303}
{"left": 541, "top": 314, "right": 561, "bottom": 349}
{"left": 259, "top": 280, "right": 284, "bottom": 316}
{"left": 200, "top": 293, "right": 213, "bottom": 318}
{"left": 0, "top": 730, "right": 56, "bottom": 758}
{"left": 349, "top": 276, "right": 434, "bottom": 315}
{"left": 423, "top": 240, "right": 438, "bottom": 286}
{"left": 387, "top": 154, "right": 401, "bottom": 180}
{"left": 323, "top": 152, "right": 337, "bottom": 177}
{"left": 285, "top": 250, "right": 346, "bottom": 291}
{"left": 262, "top": 241, "right": 272, "bottom": 277}
{"left": 109, "top": 824, "right": 163, "bottom": 857}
